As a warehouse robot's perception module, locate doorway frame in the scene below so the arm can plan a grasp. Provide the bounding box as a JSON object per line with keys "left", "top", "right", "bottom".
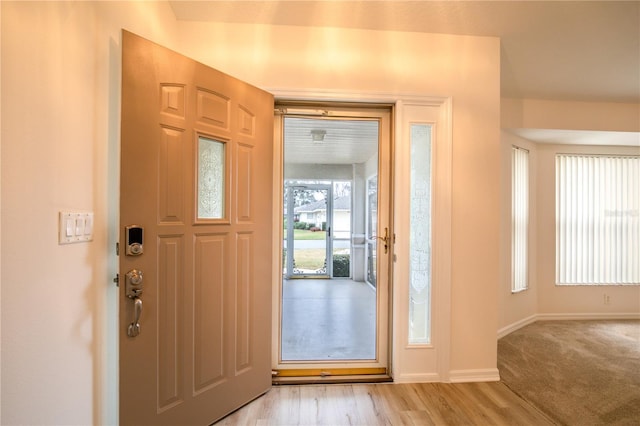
{"left": 270, "top": 90, "right": 452, "bottom": 383}
{"left": 273, "top": 99, "right": 394, "bottom": 380}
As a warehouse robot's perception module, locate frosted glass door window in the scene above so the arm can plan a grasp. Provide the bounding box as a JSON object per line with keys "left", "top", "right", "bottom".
{"left": 197, "top": 136, "right": 225, "bottom": 219}
{"left": 409, "top": 124, "right": 432, "bottom": 345}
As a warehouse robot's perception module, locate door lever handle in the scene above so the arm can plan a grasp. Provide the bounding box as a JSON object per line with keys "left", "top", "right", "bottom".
{"left": 372, "top": 227, "right": 390, "bottom": 254}
{"left": 128, "top": 297, "right": 142, "bottom": 337}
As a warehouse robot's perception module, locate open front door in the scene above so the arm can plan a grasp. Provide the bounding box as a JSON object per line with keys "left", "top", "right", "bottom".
{"left": 119, "top": 31, "right": 273, "bottom": 425}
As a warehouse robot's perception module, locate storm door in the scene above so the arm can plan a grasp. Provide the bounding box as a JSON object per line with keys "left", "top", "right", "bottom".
{"left": 273, "top": 103, "right": 392, "bottom": 380}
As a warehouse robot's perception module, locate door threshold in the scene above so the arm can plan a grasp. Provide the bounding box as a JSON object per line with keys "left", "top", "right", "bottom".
{"left": 272, "top": 367, "right": 390, "bottom": 385}
{"left": 273, "top": 374, "right": 393, "bottom": 385}
{"left": 287, "top": 276, "right": 331, "bottom": 279}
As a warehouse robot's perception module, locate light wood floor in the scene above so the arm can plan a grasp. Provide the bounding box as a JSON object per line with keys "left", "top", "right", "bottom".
{"left": 215, "top": 381, "right": 554, "bottom": 425}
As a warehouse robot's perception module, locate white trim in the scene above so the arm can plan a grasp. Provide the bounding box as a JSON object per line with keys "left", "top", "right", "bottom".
{"left": 270, "top": 89, "right": 452, "bottom": 384}
{"left": 497, "top": 314, "right": 537, "bottom": 339}
{"left": 449, "top": 369, "right": 501, "bottom": 383}
{"left": 270, "top": 88, "right": 448, "bottom": 106}
{"left": 434, "top": 97, "right": 453, "bottom": 382}
{"left": 391, "top": 96, "right": 453, "bottom": 383}
{"left": 393, "top": 373, "right": 441, "bottom": 384}
{"left": 272, "top": 91, "right": 396, "bottom": 373}
{"left": 536, "top": 312, "right": 640, "bottom": 321}
{"left": 498, "top": 313, "right": 640, "bottom": 339}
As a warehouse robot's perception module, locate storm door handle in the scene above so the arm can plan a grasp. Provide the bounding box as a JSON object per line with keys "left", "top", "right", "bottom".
{"left": 372, "top": 227, "right": 390, "bottom": 254}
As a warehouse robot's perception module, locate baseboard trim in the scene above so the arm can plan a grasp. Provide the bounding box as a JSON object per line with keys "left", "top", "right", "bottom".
{"left": 449, "top": 368, "right": 500, "bottom": 383}
{"left": 536, "top": 312, "right": 640, "bottom": 321}
{"left": 497, "top": 314, "right": 538, "bottom": 339}
{"left": 393, "top": 373, "right": 441, "bottom": 384}
{"left": 499, "top": 313, "right": 640, "bottom": 338}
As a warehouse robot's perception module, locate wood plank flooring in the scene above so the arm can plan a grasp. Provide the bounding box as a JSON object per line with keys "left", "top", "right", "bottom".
{"left": 215, "top": 382, "right": 555, "bottom": 425}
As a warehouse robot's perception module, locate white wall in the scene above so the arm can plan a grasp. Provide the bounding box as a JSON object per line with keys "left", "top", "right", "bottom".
{"left": 500, "top": 97, "right": 640, "bottom": 332}
{"left": 11, "top": 1, "right": 635, "bottom": 422}
{"left": 499, "top": 129, "right": 640, "bottom": 332}
{"left": 284, "top": 163, "right": 353, "bottom": 180}
{"left": 499, "top": 131, "right": 539, "bottom": 332}
{"left": 1, "top": 1, "right": 180, "bottom": 424}
{"left": 2, "top": 2, "right": 502, "bottom": 423}
{"left": 175, "top": 21, "right": 502, "bottom": 376}
{"left": 536, "top": 143, "right": 640, "bottom": 316}
{"left": 502, "top": 98, "right": 640, "bottom": 132}
{"left": 0, "top": 3, "right": 3, "bottom": 419}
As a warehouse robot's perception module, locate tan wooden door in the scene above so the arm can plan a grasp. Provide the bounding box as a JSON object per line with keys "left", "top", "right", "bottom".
{"left": 119, "top": 30, "right": 274, "bottom": 425}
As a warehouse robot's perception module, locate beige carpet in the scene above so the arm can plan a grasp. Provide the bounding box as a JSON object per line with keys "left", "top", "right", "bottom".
{"left": 498, "top": 320, "right": 640, "bottom": 426}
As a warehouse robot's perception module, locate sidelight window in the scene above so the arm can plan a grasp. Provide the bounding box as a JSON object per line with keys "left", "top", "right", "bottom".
{"left": 408, "top": 124, "right": 432, "bottom": 344}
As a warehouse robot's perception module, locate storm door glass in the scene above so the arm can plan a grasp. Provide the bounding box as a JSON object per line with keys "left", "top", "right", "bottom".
{"left": 366, "top": 176, "right": 378, "bottom": 287}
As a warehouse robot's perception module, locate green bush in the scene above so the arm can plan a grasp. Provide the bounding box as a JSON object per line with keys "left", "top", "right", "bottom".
{"left": 333, "top": 254, "right": 350, "bottom": 277}
{"left": 294, "top": 221, "right": 308, "bottom": 230}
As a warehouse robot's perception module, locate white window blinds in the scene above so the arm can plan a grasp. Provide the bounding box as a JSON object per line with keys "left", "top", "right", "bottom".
{"left": 512, "top": 146, "right": 529, "bottom": 292}
{"left": 556, "top": 154, "right": 640, "bottom": 285}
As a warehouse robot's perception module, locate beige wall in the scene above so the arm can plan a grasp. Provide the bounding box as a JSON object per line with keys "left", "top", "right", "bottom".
{"left": 499, "top": 131, "right": 539, "bottom": 332}
{"left": 502, "top": 98, "right": 640, "bottom": 132}
{"left": 536, "top": 143, "right": 640, "bottom": 316}
{"left": 3, "top": 1, "right": 500, "bottom": 424}
{"left": 1, "top": 1, "right": 179, "bottom": 424}
{"left": 175, "top": 20, "right": 502, "bottom": 376}
{"left": 4, "top": 1, "right": 635, "bottom": 424}
{"left": 499, "top": 128, "right": 640, "bottom": 332}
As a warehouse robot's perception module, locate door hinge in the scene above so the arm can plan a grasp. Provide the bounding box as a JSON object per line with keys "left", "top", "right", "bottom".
{"left": 113, "top": 273, "right": 120, "bottom": 287}
{"left": 116, "top": 242, "right": 120, "bottom": 256}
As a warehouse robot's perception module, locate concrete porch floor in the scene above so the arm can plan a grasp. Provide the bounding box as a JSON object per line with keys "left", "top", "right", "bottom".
{"left": 281, "top": 279, "right": 376, "bottom": 361}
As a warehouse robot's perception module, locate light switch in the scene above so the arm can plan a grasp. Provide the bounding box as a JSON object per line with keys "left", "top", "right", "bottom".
{"left": 65, "top": 217, "right": 74, "bottom": 237}
{"left": 59, "top": 211, "right": 94, "bottom": 244}
{"left": 84, "top": 213, "right": 93, "bottom": 236}
{"left": 75, "top": 216, "right": 85, "bottom": 236}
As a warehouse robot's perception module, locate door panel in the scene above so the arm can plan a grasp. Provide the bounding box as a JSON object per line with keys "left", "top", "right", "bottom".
{"left": 120, "top": 31, "right": 273, "bottom": 425}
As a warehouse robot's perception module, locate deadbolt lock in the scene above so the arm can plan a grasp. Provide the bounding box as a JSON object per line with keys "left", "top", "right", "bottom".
{"left": 125, "top": 269, "right": 143, "bottom": 298}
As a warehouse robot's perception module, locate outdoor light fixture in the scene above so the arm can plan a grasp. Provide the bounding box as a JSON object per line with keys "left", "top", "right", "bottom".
{"left": 310, "top": 129, "right": 326, "bottom": 142}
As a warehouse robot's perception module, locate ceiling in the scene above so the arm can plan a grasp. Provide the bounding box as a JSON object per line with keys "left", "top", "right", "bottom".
{"left": 169, "top": 1, "right": 639, "bottom": 158}
{"left": 170, "top": 0, "right": 639, "bottom": 103}
{"left": 283, "top": 117, "right": 379, "bottom": 165}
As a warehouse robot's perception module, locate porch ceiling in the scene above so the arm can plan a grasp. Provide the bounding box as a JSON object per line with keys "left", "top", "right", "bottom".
{"left": 284, "top": 116, "right": 379, "bottom": 165}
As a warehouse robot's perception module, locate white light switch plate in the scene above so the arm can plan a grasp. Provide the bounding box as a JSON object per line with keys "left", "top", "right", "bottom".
{"left": 59, "top": 211, "right": 94, "bottom": 244}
